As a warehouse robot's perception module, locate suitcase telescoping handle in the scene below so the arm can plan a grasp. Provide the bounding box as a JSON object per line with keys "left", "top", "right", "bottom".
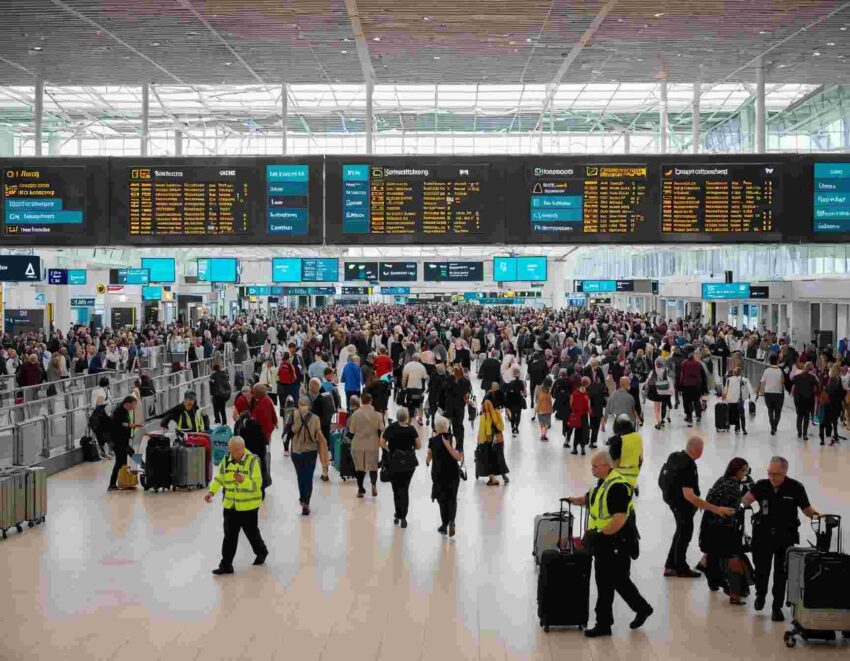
{"left": 558, "top": 497, "right": 583, "bottom": 554}
{"left": 811, "top": 514, "right": 842, "bottom": 554}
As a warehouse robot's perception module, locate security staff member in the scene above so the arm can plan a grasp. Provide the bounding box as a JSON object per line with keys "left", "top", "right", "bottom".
{"left": 204, "top": 436, "right": 268, "bottom": 575}
{"left": 608, "top": 414, "right": 642, "bottom": 490}
{"left": 565, "top": 451, "right": 653, "bottom": 638}
{"left": 160, "top": 390, "right": 209, "bottom": 432}
{"left": 741, "top": 456, "right": 819, "bottom": 622}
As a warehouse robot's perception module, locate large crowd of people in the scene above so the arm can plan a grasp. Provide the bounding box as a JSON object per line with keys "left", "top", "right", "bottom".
{"left": 2, "top": 302, "right": 846, "bottom": 636}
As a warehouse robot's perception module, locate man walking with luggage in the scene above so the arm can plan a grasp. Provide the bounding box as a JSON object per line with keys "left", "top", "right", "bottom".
{"left": 661, "top": 436, "right": 735, "bottom": 577}
{"left": 565, "top": 451, "right": 653, "bottom": 637}
{"left": 742, "top": 456, "right": 820, "bottom": 622}
{"left": 204, "top": 436, "right": 268, "bottom": 575}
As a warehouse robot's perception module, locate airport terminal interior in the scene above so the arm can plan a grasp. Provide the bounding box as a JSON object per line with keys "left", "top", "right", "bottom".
{"left": 3, "top": 1, "right": 850, "bottom": 659}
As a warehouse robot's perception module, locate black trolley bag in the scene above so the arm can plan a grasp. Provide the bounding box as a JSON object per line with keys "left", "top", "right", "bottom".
{"left": 141, "top": 433, "right": 172, "bottom": 492}
{"left": 715, "top": 402, "right": 730, "bottom": 431}
{"left": 537, "top": 498, "right": 592, "bottom": 632}
{"left": 784, "top": 514, "right": 850, "bottom": 648}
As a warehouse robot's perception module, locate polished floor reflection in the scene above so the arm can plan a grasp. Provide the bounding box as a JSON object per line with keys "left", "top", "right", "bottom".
{"left": 2, "top": 390, "right": 849, "bottom": 660}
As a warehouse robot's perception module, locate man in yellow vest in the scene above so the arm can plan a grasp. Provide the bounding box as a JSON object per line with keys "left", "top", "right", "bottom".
{"left": 608, "top": 414, "right": 642, "bottom": 491}
{"left": 565, "top": 451, "right": 653, "bottom": 638}
{"left": 204, "top": 435, "right": 268, "bottom": 575}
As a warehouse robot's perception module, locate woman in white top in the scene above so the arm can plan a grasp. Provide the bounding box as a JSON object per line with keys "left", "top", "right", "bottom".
{"left": 259, "top": 358, "right": 279, "bottom": 404}
{"left": 90, "top": 376, "right": 112, "bottom": 458}
{"left": 723, "top": 366, "right": 755, "bottom": 435}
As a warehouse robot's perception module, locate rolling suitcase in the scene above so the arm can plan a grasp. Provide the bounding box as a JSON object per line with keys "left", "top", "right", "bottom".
{"left": 171, "top": 443, "right": 207, "bottom": 490}
{"left": 537, "top": 499, "right": 591, "bottom": 632}
{"left": 25, "top": 467, "right": 47, "bottom": 526}
{"left": 333, "top": 435, "right": 356, "bottom": 480}
{"left": 0, "top": 468, "right": 27, "bottom": 538}
{"left": 533, "top": 509, "right": 574, "bottom": 565}
{"left": 715, "top": 402, "right": 730, "bottom": 431}
{"left": 784, "top": 515, "right": 850, "bottom": 647}
{"left": 749, "top": 400, "right": 757, "bottom": 416}
{"left": 141, "top": 434, "right": 172, "bottom": 492}
{"left": 184, "top": 432, "right": 212, "bottom": 483}
{"left": 210, "top": 425, "right": 233, "bottom": 465}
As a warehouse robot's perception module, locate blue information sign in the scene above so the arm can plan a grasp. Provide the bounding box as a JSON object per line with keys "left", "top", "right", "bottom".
{"left": 302, "top": 258, "right": 339, "bottom": 282}
{"left": 267, "top": 165, "right": 310, "bottom": 235}
{"left": 380, "top": 286, "right": 411, "bottom": 295}
{"left": 272, "top": 258, "right": 302, "bottom": 283}
{"left": 70, "top": 297, "right": 96, "bottom": 307}
{"left": 48, "top": 268, "right": 68, "bottom": 285}
{"left": 814, "top": 163, "right": 850, "bottom": 233}
{"left": 701, "top": 283, "right": 751, "bottom": 300}
{"left": 68, "top": 269, "right": 87, "bottom": 285}
{"left": 342, "top": 164, "right": 371, "bottom": 233}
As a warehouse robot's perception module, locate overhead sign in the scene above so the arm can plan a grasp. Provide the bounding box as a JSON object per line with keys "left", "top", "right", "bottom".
{"left": 749, "top": 285, "right": 770, "bottom": 299}
{"left": 48, "top": 268, "right": 68, "bottom": 284}
{"left": 71, "top": 297, "right": 96, "bottom": 307}
{"left": 35, "top": 292, "right": 47, "bottom": 304}
{"left": 380, "top": 286, "right": 411, "bottom": 295}
{"left": 107, "top": 285, "right": 124, "bottom": 294}
{"left": 0, "top": 255, "right": 41, "bottom": 282}
{"left": 96, "top": 283, "right": 106, "bottom": 295}
{"left": 68, "top": 269, "right": 87, "bottom": 285}
{"left": 701, "top": 282, "right": 751, "bottom": 300}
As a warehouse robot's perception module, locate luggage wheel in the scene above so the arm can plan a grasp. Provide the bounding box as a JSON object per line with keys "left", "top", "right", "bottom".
{"left": 15, "top": 524, "right": 22, "bottom": 533}
{"left": 784, "top": 632, "right": 796, "bottom": 648}
{"left": 28, "top": 521, "right": 34, "bottom": 528}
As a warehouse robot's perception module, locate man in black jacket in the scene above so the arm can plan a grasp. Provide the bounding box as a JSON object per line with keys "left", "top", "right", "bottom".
{"left": 108, "top": 396, "right": 142, "bottom": 491}
{"left": 477, "top": 350, "right": 502, "bottom": 394}
{"left": 209, "top": 363, "right": 232, "bottom": 425}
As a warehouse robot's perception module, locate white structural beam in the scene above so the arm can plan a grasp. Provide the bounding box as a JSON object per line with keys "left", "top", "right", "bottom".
{"left": 692, "top": 81, "right": 701, "bottom": 153}
{"left": 34, "top": 78, "right": 44, "bottom": 156}
{"left": 659, "top": 78, "right": 668, "bottom": 154}
{"left": 755, "top": 56, "right": 766, "bottom": 153}
{"left": 281, "top": 82, "right": 288, "bottom": 155}
{"left": 141, "top": 83, "right": 149, "bottom": 156}
{"left": 532, "top": 0, "right": 618, "bottom": 133}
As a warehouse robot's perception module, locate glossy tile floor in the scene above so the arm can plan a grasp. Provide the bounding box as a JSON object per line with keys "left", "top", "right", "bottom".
{"left": 3, "top": 386, "right": 849, "bottom": 660}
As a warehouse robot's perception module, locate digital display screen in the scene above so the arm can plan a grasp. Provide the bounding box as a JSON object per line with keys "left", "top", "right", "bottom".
{"left": 142, "top": 286, "right": 163, "bottom": 301}
{"left": 109, "top": 268, "right": 150, "bottom": 285}
{"left": 813, "top": 162, "right": 850, "bottom": 233}
{"left": 110, "top": 158, "right": 322, "bottom": 245}
{"left": 344, "top": 262, "right": 379, "bottom": 282}
{"left": 302, "top": 258, "right": 338, "bottom": 282}
{"left": 662, "top": 163, "right": 780, "bottom": 236}
{"left": 379, "top": 262, "right": 418, "bottom": 282}
{"left": 574, "top": 280, "right": 634, "bottom": 293}
{"left": 327, "top": 158, "right": 504, "bottom": 244}
{"left": 141, "top": 257, "right": 176, "bottom": 283}
{"left": 380, "top": 286, "right": 410, "bottom": 295}
{"left": 749, "top": 285, "right": 769, "bottom": 299}
{"left": 48, "top": 269, "right": 68, "bottom": 285}
{"left": 0, "top": 160, "right": 108, "bottom": 246}
{"left": 525, "top": 162, "right": 651, "bottom": 237}
{"left": 423, "top": 261, "right": 483, "bottom": 282}
{"left": 702, "top": 283, "right": 751, "bottom": 300}
{"left": 201, "top": 258, "right": 238, "bottom": 283}
{"left": 341, "top": 286, "right": 372, "bottom": 295}
{"left": 68, "top": 269, "right": 87, "bottom": 285}
{"left": 493, "top": 257, "right": 547, "bottom": 282}
{"left": 272, "top": 258, "right": 301, "bottom": 283}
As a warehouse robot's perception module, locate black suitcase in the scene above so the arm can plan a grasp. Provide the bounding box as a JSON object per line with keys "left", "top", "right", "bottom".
{"left": 537, "top": 499, "right": 592, "bottom": 632}
{"left": 80, "top": 435, "right": 101, "bottom": 462}
{"left": 715, "top": 402, "right": 730, "bottom": 431}
{"left": 142, "top": 434, "right": 172, "bottom": 492}
{"left": 749, "top": 400, "right": 756, "bottom": 416}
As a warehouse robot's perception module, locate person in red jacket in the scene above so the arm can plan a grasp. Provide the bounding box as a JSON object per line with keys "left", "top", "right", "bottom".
{"left": 676, "top": 353, "right": 704, "bottom": 426}
{"left": 276, "top": 353, "right": 300, "bottom": 416}
{"left": 374, "top": 346, "right": 394, "bottom": 380}
{"left": 250, "top": 384, "right": 278, "bottom": 444}
{"left": 568, "top": 376, "right": 592, "bottom": 455}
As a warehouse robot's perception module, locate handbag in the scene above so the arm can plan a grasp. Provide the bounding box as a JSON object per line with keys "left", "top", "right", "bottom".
{"left": 458, "top": 459, "right": 468, "bottom": 481}
{"left": 388, "top": 448, "right": 419, "bottom": 473}
{"left": 467, "top": 397, "right": 477, "bottom": 422}
{"left": 116, "top": 464, "right": 138, "bottom": 489}
{"left": 379, "top": 453, "right": 392, "bottom": 483}
{"left": 567, "top": 411, "right": 581, "bottom": 429}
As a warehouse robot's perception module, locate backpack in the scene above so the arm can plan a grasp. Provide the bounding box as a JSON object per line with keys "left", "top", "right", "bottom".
{"left": 89, "top": 404, "right": 112, "bottom": 433}
{"left": 658, "top": 452, "right": 680, "bottom": 504}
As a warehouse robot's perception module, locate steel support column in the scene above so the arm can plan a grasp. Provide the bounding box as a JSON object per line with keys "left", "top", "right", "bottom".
{"left": 659, "top": 78, "right": 668, "bottom": 154}
{"left": 623, "top": 131, "right": 630, "bottom": 154}
{"left": 281, "top": 82, "right": 288, "bottom": 155}
{"left": 366, "top": 77, "right": 374, "bottom": 155}
{"left": 692, "top": 82, "right": 701, "bottom": 153}
{"left": 175, "top": 129, "right": 183, "bottom": 156}
{"left": 755, "top": 56, "right": 766, "bottom": 153}
{"left": 141, "top": 83, "right": 150, "bottom": 156}
{"left": 34, "top": 78, "right": 44, "bottom": 156}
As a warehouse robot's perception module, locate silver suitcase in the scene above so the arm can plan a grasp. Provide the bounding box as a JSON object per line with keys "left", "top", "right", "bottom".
{"left": 0, "top": 469, "right": 28, "bottom": 538}
{"left": 172, "top": 445, "right": 206, "bottom": 489}
{"left": 25, "top": 467, "right": 47, "bottom": 526}
{"left": 533, "top": 511, "right": 573, "bottom": 565}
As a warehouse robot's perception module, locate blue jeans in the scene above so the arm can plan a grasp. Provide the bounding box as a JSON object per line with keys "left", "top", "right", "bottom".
{"left": 291, "top": 450, "right": 318, "bottom": 505}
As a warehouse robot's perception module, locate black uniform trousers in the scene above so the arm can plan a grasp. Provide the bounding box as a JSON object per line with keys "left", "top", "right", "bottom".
{"left": 220, "top": 507, "right": 267, "bottom": 570}
{"left": 390, "top": 470, "right": 415, "bottom": 519}
{"left": 665, "top": 505, "right": 695, "bottom": 572}
{"left": 593, "top": 538, "right": 651, "bottom": 628}
{"left": 753, "top": 539, "right": 790, "bottom": 608}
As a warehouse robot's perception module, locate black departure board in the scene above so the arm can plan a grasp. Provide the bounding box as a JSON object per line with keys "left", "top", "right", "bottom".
{"left": 504, "top": 159, "right": 656, "bottom": 243}
{"left": 109, "top": 158, "right": 323, "bottom": 245}
{"left": 661, "top": 163, "right": 781, "bottom": 236}
{"left": 126, "top": 165, "right": 250, "bottom": 237}
{"left": 424, "top": 261, "right": 483, "bottom": 282}
{"left": 0, "top": 158, "right": 108, "bottom": 246}
{"left": 325, "top": 158, "right": 505, "bottom": 244}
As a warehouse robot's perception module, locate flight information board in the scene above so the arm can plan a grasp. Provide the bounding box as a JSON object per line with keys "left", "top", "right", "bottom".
{"left": 326, "top": 158, "right": 504, "bottom": 244}
{"left": 1, "top": 160, "right": 108, "bottom": 245}
{"left": 813, "top": 162, "right": 850, "bottom": 234}
{"left": 344, "top": 262, "right": 379, "bottom": 282}
{"left": 504, "top": 159, "right": 655, "bottom": 243}
{"left": 110, "top": 158, "right": 322, "bottom": 245}
{"left": 423, "top": 261, "right": 483, "bottom": 282}
{"left": 379, "top": 262, "right": 418, "bottom": 282}
{"left": 661, "top": 163, "right": 780, "bottom": 237}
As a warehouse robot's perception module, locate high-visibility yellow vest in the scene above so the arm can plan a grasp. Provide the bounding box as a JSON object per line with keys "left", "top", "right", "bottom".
{"left": 176, "top": 408, "right": 205, "bottom": 431}
{"left": 209, "top": 450, "right": 263, "bottom": 511}
{"left": 588, "top": 469, "right": 634, "bottom": 533}
{"left": 616, "top": 432, "right": 643, "bottom": 488}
